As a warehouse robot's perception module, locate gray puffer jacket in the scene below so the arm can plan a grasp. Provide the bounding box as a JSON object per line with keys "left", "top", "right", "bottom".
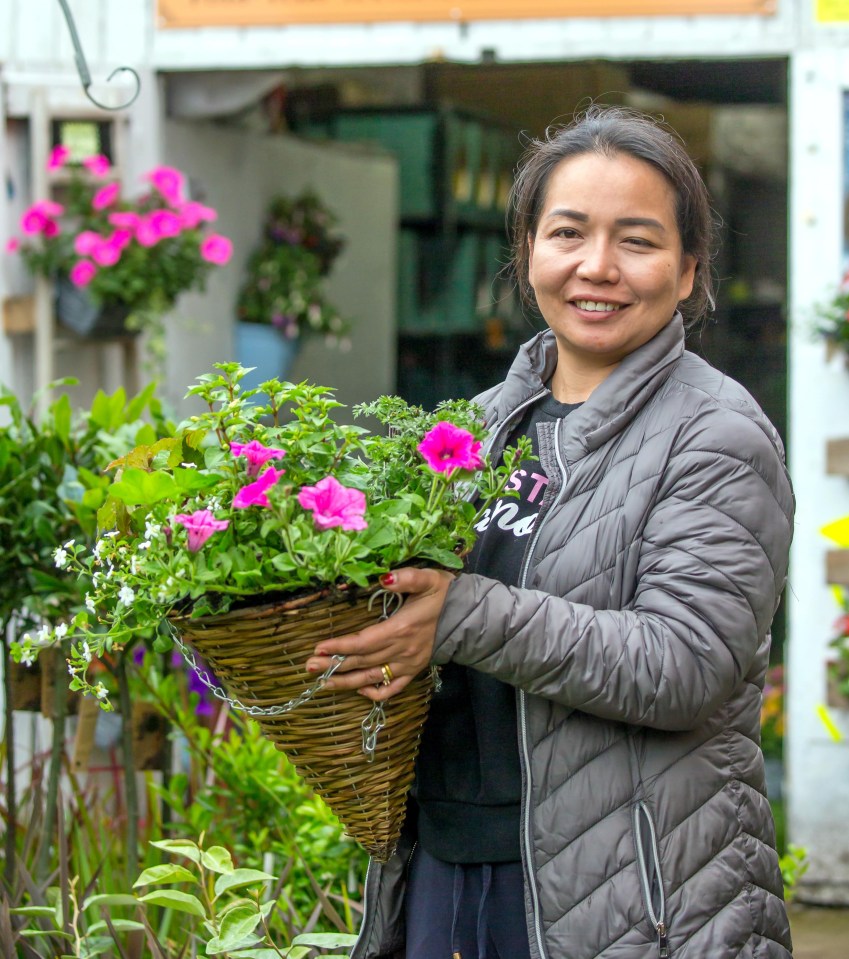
{"left": 352, "top": 315, "right": 795, "bottom": 959}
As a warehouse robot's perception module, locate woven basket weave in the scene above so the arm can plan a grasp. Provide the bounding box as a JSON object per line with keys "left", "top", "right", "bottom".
{"left": 169, "top": 584, "right": 432, "bottom": 862}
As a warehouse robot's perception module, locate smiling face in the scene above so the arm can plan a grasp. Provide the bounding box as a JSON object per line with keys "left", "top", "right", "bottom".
{"left": 528, "top": 151, "right": 696, "bottom": 396}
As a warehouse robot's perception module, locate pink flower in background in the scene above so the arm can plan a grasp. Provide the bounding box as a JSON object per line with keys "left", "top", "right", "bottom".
{"left": 42, "top": 219, "right": 60, "bottom": 239}
{"left": 179, "top": 201, "right": 217, "bottom": 229}
{"left": 82, "top": 154, "right": 111, "bottom": 177}
{"left": 70, "top": 260, "right": 97, "bottom": 287}
{"left": 5, "top": 237, "right": 19, "bottom": 253}
{"left": 230, "top": 439, "right": 286, "bottom": 478}
{"left": 233, "top": 465, "right": 285, "bottom": 509}
{"left": 74, "top": 230, "right": 102, "bottom": 256}
{"left": 110, "top": 229, "right": 133, "bottom": 251}
{"left": 200, "top": 234, "right": 232, "bottom": 265}
{"left": 47, "top": 145, "right": 70, "bottom": 171}
{"left": 135, "top": 215, "right": 161, "bottom": 248}
{"left": 149, "top": 209, "right": 183, "bottom": 239}
{"left": 298, "top": 476, "right": 367, "bottom": 531}
{"left": 21, "top": 201, "right": 64, "bottom": 235}
{"left": 418, "top": 421, "right": 482, "bottom": 474}
{"left": 91, "top": 237, "right": 123, "bottom": 267}
{"left": 147, "top": 166, "right": 185, "bottom": 205}
{"left": 92, "top": 182, "right": 120, "bottom": 210}
{"left": 108, "top": 211, "right": 141, "bottom": 230}
{"left": 173, "top": 509, "right": 230, "bottom": 552}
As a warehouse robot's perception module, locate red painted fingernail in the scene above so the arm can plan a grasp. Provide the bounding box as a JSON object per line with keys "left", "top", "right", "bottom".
{"left": 380, "top": 573, "right": 396, "bottom": 586}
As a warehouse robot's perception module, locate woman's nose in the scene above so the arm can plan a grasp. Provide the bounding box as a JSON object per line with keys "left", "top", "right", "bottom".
{"left": 576, "top": 239, "right": 619, "bottom": 283}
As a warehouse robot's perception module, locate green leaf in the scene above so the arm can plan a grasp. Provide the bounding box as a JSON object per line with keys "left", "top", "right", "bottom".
{"left": 133, "top": 863, "right": 198, "bottom": 888}
{"left": 201, "top": 845, "right": 235, "bottom": 874}
{"left": 125, "top": 381, "right": 158, "bottom": 422}
{"left": 213, "top": 868, "right": 273, "bottom": 898}
{"left": 291, "top": 932, "right": 358, "bottom": 948}
{"left": 51, "top": 393, "right": 72, "bottom": 445}
{"left": 149, "top": 838, "right": 202, "bottom": 863}
{"left": 216, "top": 903, "right": 263, "bottom": 948}
{"left": 82, "top": 893, "right": 141, "bottom": 909}
{"left": 137, "top": 889, "right": 206, "bottom": 917}
{"left": 21, "top": 930, "right": 74, "bottom": 939}
{"left": 9, "top": 905, "right": 57, "bottom": 918}
{"left": 87, "top": 919, "right": 146, "bottom": 934}
{"left": 110, "top": 467, "right": 178, "bottom": 505}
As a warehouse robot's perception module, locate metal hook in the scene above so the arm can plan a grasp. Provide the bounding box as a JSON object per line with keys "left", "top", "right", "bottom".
{"left": 56, "top": 0, "right": 141, "bottom": 111}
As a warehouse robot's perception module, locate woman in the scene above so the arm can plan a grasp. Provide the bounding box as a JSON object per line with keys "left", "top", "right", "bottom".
{"left": 307, "top": 106, "right": 795, "bottom": 959}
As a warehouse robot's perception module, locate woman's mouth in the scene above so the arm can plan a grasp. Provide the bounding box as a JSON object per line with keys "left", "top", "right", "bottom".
{"left": 573, "top": 299, "right": 622, "bottom": 313}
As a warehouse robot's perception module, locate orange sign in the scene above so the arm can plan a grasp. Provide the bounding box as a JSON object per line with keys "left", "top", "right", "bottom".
{"left": 157, "top": 0, "right": 775, "bottom": 28}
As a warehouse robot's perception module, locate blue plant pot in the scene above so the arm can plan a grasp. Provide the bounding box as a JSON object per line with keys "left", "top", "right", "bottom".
{"left": 235, "top": 323, "right": 301, "bottom": 395}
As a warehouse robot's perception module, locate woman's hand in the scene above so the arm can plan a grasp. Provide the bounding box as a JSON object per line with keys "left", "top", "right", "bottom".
{"left": 305, "top": 566, "right": 455, "bottom": 701}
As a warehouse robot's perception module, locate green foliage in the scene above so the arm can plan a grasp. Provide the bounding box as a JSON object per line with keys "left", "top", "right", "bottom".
{"left": 27, "top": 364, "right": 531, "bottom": 704}
{"left": 236, "top": 191, "right": 348, "bottom": 342}
{"left": 778, "top": 845, "right": 809, "bottom": 902}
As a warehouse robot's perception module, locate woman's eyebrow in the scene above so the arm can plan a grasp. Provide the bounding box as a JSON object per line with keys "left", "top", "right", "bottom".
{"left": 544, "top": 208, "right": 666, "bottom": 232}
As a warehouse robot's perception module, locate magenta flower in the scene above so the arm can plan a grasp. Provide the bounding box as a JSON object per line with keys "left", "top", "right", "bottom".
{"left": 108, "top": 211, "right": 141, "bottom": 230}
{"left": 298, "top": 477, "right": 367, "bottom": 532}
{"left": 92, "top": 237, "right": 123, "bottom": 267}
{"left": 200, "top": 234, "right": 233, "bottom": 265}
{"left": 47, "top": 145, "right": 70, "bottom": 171}
{"left": 92, "top": 182, "right": 120, "bottom": 210}
{"left": 74, "top": 230, "right": 102, "bottom": 256}
{"left": 230, "top": 440, "right": 286, "bottom": 478}
{"left": 43, "top": 220, "right": 60, "bottom": 239}
{"left": 146, "top": 166, "right": 185, "bottom": 206}
{"left": 70, "top": 260, "right": 97, "bottom": 287}
{"left": 233, "top": 465, "right": 285, "bottom": 509}
{"left": 21, "top": 201, "right": 64, "bottom": 234}
{"left": 82, "top": 154, "right": 111, "bottom": 177}
{"left": 135, "top": 216, "right": 160, "bottom": 248}
{"left": 178, "top": 201, "right": 217, "bottom": 229}
{"left": 418, "top": 421, "right": 483, "bottom": 474}
{"left": 5, "top": 237, "right": 19, "bottom": 253}
{"left": 173, "top": 509, "right": 230, "bottom": 552}
{"left": 149, "top": 209, "right": 183, "bottom": 239}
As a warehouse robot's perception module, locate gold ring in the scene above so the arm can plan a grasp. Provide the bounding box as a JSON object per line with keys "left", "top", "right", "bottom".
{"left": 380, "top": 664, "right": 393, "bottom": 686}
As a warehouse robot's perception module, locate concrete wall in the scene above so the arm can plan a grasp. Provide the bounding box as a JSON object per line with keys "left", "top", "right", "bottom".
{"left": 161, "top": 121, "right": 398, "bottom": 416}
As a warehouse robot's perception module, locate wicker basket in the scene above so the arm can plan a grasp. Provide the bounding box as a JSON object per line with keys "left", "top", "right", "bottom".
{"left": 169, "top": 584, "right": 433, "bottom": 862}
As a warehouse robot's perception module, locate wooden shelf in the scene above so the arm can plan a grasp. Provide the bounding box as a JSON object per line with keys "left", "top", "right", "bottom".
{"left": 826, "top": 549, "right": 849, "bottom": 586}
{"left": 827, "top": 438, "right": 849, "bottom": 476}
{"left": 2, "top": 295, "right": 35, "bottom": 334}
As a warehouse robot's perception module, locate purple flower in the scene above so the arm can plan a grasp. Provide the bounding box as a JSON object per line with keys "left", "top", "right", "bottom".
{"left": 173, "top": 509, "right": 230, "bottom": 552}
{"left": 230, "top": 439, "right": 286, "bottom": 478}
{"left": 298, "top": 476, "right": 367, "bottom": 532}
{"left": 417, "top": 422, "right": 482, "bottom": 474}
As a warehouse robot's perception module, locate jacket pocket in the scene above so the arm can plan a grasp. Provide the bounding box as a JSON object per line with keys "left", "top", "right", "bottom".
{"left": 633, "top": 800, "right": 670, "bottom": 958}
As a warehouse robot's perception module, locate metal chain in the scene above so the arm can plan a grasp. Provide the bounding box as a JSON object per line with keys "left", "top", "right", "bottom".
{"left": 168, "top": 587, "right": 408, "bottom": 759}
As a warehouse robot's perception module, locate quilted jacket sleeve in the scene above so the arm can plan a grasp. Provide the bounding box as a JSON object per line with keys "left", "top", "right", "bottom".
{"left": 431, "top": 406, "right": 795, "bottom": 731}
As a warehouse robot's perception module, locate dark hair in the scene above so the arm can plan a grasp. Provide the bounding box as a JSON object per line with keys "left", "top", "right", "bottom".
{"left": 508, "top": 104, "right": 716, "bottom": 326}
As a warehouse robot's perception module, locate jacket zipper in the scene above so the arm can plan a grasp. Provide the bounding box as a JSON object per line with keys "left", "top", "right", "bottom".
{"left": 516, "top": 415, "right": 570, "bottom": 959}
{"left": 633, "top": 800, "right": 670, "bottom": 958}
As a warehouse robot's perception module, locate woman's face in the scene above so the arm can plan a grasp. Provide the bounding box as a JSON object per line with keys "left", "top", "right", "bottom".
{"left": 528, "top": 151, "right": 696, "bottom": 376}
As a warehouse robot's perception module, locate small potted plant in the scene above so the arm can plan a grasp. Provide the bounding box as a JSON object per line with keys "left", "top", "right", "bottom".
{"left": 235, "top": 191, "right": 349, "bottom": 386}
{"left": 6, "top": 145, "right": 233, "bottom": 345}
{"left": 17, "top": 365, "right": 529, "bottom": 861}
{"left": 815, "top": 267, "right": 849, "bottom": 362}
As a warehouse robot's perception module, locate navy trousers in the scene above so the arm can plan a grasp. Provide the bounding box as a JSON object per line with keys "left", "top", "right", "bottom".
{"left": 404, "top": 846, "right": 532, "bottom": 959}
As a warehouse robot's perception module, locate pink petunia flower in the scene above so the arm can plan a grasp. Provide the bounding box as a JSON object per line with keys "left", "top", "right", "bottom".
{"left": 42, "top": 220, "right": 60, "bottom": 239}
{"left": 146, "top": 166, "right": 185, "bottom": 206}
{"left": 233, "top": 465, "right": 285, "bottom": 509}
{"left": 69, "top": 260, "right": 97, "bottom": 287}
{"left": 178, "top": 201, "right": 217, "bottom": 229}
{"left": 108, "top": 211, "right": 141, "bottom": 230}
{"left": 230, "top": 440, "right": 286, "bottom": 478}
{"left": 74, "top": 230, "right": 102, "bottom": 256}
{"left": 82, "top": 154, "right": 111, "bottom": 177}
{"left": 47, "top": 145, "right": 70, "bottom": 171}
{"left": 5, "top": 237, "right": 19, "bottom": 253}
{"left": 148, "top": 209, "right": 183, "bottom": 239}
{"left": 135, "top": 215, "right": 160, "bottom": 248}
{"left": 21, "top": 201, "right": 64, "bottom": 235}
{"left": 92, "top": 182, "right": 120, "bottom": 211}
{"left": 173, "top": 509, "right": 230, "bottom": 552}
{"left": 298, "top": 476, "right": 367, "bottom": 532}
{"left": 417, "top": 421, "right": 483, "bottom": 474}
{"left": 200, "top": 234, "right": 233, "bottom": 265}
{"left": 91, "top": 237, "right": 123, "bottom": 267}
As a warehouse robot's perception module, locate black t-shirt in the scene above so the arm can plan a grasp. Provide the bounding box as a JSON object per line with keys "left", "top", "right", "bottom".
{"left": 414, "top": 393, "right": 581, "bottom": 863}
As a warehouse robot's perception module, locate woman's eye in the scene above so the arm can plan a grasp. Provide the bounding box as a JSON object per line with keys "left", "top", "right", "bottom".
{"left": 553, "top": 228, "right": 580, "bottom": 239}
{"left": 625, "top": 237, "right": 654, "bottom": 248}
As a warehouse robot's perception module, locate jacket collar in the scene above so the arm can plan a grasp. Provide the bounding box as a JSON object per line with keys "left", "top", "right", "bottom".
{"left": 497, "top": 314, "right": 686, "bottom": 460}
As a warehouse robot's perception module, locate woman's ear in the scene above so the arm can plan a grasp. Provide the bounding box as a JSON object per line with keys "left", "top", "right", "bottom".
{"left": 677, "top": 254, "right": 697, "bottom": 303}
{"left": 528, "top": 232, "right": 535, "bottom": 274}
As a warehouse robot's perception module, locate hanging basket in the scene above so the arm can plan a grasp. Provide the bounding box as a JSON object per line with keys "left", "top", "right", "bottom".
{"left": 168, "top": 583, "right": 433, "bottom": 862}
{"left": 55, "top": 278, "right": 135, "bottom": 338}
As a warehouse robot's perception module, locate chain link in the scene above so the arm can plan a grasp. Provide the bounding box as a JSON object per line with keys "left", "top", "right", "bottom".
{"left": 168, "top": 587, "right": 408, "bottom": 758}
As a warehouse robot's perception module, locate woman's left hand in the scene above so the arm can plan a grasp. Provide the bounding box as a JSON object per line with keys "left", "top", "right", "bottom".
{"left": 305, "top": 566, "right": 455, "bottom": 701}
